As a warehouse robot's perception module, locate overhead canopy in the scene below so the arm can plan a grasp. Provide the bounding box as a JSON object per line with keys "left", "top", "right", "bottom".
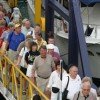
{"left": 80, "top": 0, "right": 100, "bottom": 5}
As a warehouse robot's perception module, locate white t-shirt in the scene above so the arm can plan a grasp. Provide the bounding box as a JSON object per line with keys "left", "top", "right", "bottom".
{"left": 62, "top": 74, "right": 81, "bottom": 100}
{"left": 19, "top": 47, "right": 28, "bottom": 67}
{"left": 27, "top": 29, "right": 36, "bottom": 40}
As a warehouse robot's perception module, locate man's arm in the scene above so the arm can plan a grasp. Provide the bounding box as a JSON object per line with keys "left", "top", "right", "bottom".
{"left": 15, "top": 48, "right": 24, "bottom": 66}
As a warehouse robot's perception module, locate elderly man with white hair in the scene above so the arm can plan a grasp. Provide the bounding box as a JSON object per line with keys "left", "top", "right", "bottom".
{"left": 62, "top": 64, "right": 81, "bottom": 100}
{"left": 73, "top": 81, "right": 97, "bottom": 100}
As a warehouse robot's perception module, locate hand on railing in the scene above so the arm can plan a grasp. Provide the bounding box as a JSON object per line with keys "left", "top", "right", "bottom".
{"left": 44, "top": 87, "right": 51, "bottom": 99}
{"left": 15, "top": 63, "right": 19, "bottom": 67}
{"left": 0, "top": 49, "right": 6, "bottom": 56}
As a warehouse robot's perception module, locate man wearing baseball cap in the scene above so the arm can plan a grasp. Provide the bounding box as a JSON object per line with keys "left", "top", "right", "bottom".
{"left": 7, "top": 23, "right": 25, "bottom": 62}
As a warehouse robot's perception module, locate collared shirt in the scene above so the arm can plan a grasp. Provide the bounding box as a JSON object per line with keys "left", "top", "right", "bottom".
{"left": 21, "top": 26, "right": 33, "bottom": 36}
{"left": 62, "top": 74, "right": 81, "bottom": 100}
{"left": 8, "top": 32, "right": 25, "bottom": 51}
{"left": 35, "top": 38, "right": 47, "bottom": 50}
{"left": 32, "top": 54, "right": 55, "bottom": 78}
{"left": 73, "top": 90, "right": 97, "bottom": 100}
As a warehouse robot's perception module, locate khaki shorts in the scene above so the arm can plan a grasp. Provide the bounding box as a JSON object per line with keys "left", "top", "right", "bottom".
{"left": 7, "top": 49, "right": 18, "bottom": 62}
{"left": 36, "top": 76, "right": 49, "bottom": 92}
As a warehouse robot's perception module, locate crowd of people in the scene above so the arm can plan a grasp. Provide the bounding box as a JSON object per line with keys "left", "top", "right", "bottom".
{"left": 0, "top": 3, "right": 98, "bottom": 100}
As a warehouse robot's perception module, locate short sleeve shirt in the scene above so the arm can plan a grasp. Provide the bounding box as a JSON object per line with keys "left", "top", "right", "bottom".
{"left": 32, "top": 54, "right": 55, "bottom": 78}
{"left": 8, "top": 32, "right": 25, "bottom": 51}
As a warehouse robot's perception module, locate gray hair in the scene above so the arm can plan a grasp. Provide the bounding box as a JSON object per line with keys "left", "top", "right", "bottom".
{"left": 81, "top": 81, "right": 91, "bottom": 89}
{"left": 82, "top": 76, "right": 92, "bottom": 85}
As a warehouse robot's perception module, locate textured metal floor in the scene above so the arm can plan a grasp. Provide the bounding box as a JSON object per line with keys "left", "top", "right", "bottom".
{"left": 0, "top": 80, "right": 16, "bottom": 100}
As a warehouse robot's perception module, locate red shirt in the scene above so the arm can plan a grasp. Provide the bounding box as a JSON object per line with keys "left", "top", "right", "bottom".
{"left": 0, "top": 26, "right": 8, "bottom": 37}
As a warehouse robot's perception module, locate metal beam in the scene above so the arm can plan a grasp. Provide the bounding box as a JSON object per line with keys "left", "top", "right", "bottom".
{"left": 45, "top": 0, "right": 69, "bottom": 41}
{"left": 49, "top": 0, "right": 69, "bottom": 22}
{"left": 34, "top": 0, "right": 42, "bottom": 24}
{"left": 45, "top": 0, "right": 54, "bottom": 41}
{"left": 69, "top": 0, "right": 92, "bottom": 77}
{"left": 68, "top": 0, "right": 78, "bottom": 67}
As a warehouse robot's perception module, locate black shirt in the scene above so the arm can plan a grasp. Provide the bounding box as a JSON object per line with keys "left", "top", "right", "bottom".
{"left": 25, "top": 50, "right": 40, "bottom": 65}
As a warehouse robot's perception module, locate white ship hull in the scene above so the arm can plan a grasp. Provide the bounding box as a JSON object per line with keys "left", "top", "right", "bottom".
{"left": 55, "top": 31, "right": 100, "bottom": 78}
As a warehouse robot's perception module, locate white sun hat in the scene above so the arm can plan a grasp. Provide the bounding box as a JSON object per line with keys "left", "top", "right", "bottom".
{"left": 47, "top": 44, "right": 55, "bottom": 49}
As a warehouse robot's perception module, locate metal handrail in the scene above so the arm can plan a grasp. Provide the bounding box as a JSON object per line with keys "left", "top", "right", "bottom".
{"left": 0, "top": 51, "right": 49, "bottom": 100}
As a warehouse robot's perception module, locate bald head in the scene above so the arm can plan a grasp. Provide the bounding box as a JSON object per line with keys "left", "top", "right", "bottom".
{"left": 69, "top": 65, "right": 78, "bottom": 79}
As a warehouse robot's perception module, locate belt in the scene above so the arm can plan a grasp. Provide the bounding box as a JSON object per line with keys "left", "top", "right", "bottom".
{"left": 37, "top": 75, "right": 49, "bottom": 79}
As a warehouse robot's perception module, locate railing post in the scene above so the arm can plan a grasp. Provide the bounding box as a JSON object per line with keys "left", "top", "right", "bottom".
{"left": 29, "top": 84, "right": 33, "bottom": 100}
{"left": 19, "top": 75, "right": 22, "bottom": 100}
{"left": 0, "top": 52, "right": 49, "bottom": 100}
{"left": 12, "top": 66, "right": 19, "bottom": 100}
{"left": 12, "top": 72, "right": 14, "bottom": 96}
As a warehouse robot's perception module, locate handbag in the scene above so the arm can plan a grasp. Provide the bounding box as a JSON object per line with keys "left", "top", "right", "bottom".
{"left": 52, "top": 87, "right": 59, "bottom": 93}
{"left": 62, "top": 76, "right": 69, "bottom": 100}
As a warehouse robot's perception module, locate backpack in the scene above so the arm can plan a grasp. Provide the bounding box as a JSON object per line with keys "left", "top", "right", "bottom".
{"left": 6, "top": 32, "right": 13, "bottom": 50}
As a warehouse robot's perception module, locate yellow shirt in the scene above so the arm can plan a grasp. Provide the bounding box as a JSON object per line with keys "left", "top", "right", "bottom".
{"left": 35, "top": 38, "right": 47, "bottom": 50}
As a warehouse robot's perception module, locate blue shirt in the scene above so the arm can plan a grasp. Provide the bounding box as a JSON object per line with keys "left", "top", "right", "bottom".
{"left": 8, "top": 32, "right": 25, "bottom": 51}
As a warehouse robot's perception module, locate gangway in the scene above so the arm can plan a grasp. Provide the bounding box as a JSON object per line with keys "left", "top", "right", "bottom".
{"left": 0, "top": 51, "right": 49, "bottom": 100}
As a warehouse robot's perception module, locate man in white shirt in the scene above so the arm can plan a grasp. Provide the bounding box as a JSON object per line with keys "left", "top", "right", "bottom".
{"left": 62, "top": 65, "right": 81, "bottom": 100}
{"left": 73, "top": 82, "right": 97, "bottom": 100}
{"left": 82, "top": 76, "right": 97, "bottom": 97}
{"left": 27, "top": 24, "right": 41, "bottom": 41}
{"left": 21, "top": 20, "right": 33, "bottom": 36}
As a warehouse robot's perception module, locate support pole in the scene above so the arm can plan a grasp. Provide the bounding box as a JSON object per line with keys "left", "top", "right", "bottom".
{"left": 69, "top": 0, "right": 92, "bottom": 77}
{"left": 34, "top": 0, "right": 42, "bottom": 24}
{"left": 68, "top": 0, "right": 78, "bottom": 66}
{"left": 45, "top": 0, "right": 54, "bottom": 41}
